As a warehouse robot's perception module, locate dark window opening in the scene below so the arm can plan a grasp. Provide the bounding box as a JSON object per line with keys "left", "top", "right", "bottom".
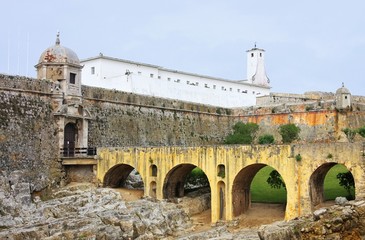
{"left": 70, "top": 73, "right": 76, "bottom": 84}
{"left": 251, "top": 53, "right": 254, "bottom": 57}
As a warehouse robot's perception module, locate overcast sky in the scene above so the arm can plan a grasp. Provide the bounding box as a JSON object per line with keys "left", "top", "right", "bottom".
{"left": 1, "top": 1, "right": 365, "bottom": 95}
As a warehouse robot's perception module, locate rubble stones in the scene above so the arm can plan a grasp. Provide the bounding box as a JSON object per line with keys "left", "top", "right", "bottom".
{"left": 258, "top": 201, "right": 365, "bottom": 240}
{"left": 0, "top": 183, "right": 192, "bottom": 239}
{"left": 335, "top": 196, "right": 348, "bottom": 205}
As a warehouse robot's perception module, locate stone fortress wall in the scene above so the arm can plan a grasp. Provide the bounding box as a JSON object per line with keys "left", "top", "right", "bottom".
{"left": 1, "top": 73, "right": 365, "bottom": 193}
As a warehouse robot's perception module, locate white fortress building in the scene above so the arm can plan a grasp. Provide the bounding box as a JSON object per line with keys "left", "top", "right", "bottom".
{"left": 81, "top": 46, "right": 271, "bottom": 108}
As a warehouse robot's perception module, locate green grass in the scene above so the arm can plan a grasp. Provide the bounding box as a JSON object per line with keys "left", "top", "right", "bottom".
{"left": 251, "top": 166, "right": 287, "bottom": 203}
{"left": 250, "top": 164, "right": 355, "bottom": 203}
{"left": 324, "top": 164, "right": 355, "bottom": 200}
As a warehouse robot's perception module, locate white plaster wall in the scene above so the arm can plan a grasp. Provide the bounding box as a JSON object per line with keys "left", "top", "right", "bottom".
{"left": 81, "top": 57, "right": 270, "bottom": 108}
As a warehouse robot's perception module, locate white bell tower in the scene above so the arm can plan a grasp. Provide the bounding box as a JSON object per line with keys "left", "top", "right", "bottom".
{"left": 246, "top": 45, "right": 270, "bottom": 87}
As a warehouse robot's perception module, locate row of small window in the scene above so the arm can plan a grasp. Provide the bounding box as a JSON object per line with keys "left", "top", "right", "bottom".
{"left": 91, "top": 67, "right": 260, "bottom": 95}
{"left": 143, "top": 70, "right": 260, "bottom": 95}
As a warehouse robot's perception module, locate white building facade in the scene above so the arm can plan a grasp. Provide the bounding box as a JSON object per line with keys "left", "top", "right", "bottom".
{"left": 81, "top": 47, "right": 270, "bottom": 108}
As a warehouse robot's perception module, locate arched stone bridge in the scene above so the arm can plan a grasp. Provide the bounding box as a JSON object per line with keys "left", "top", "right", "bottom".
{"left": 96, "top": 142, "right": 365, "bottom": 223}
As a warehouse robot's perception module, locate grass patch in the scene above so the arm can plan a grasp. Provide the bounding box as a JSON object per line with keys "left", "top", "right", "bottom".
{"left": 324, "top": 164, "right": 355, "bottom": 200}
{"left": 250, "top": 164, "right": 355, "bottom": 203}
{"left": 251, "top": 166, "right": 287, "bottom": 203}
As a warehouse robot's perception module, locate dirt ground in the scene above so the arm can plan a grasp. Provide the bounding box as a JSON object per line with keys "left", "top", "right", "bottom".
{"left": 115, "top": 188, "right": 285, "bottom": 234}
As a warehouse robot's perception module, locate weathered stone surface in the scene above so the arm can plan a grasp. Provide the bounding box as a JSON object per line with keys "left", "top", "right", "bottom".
{"left": 258, "top": 201, "right": 365, "bottom": 240}
{"left": 335, "top": 196, "right": 349, "bottom": 205}
{"left": 0, "top": 184, "right": 192, "bottom": 239}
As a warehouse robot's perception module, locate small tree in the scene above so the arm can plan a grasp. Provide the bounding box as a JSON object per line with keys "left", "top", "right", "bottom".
{"left": 342, "top": 128, "right": 357, "bottom": 142}
{"left": 267, "top": 170, "right": 286, "bottom": 189}
{"left": 279, "top": 124, "right": 300, "bottom": 143}
{"left": 224, "top": 122, "right": 259, "bottom": 144}
{"left": 258, "top": 134, "right": 275, "bottom": 144}
{"left": 336, "top": 171, "right": 355, "bottom": 200}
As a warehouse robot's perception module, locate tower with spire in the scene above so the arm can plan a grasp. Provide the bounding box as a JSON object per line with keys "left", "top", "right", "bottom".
{"left": 35, "top": 33, "right": 90, "bottom": 156}
{"left": 246, "top": 44, "right": 270, "bottom": 87}
{"left": 35, "top": 32, "right": 83, "bottom": 97}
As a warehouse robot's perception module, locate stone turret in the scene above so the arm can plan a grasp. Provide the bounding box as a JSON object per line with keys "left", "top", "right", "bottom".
{"left": 35, "top": 33, "right": 90, "bottom": 155}
{"left": 35, "top": 32, "right": 83, "bottom": 98}
{"left": 335, "top": 83, "right": 351, "bottom": 110}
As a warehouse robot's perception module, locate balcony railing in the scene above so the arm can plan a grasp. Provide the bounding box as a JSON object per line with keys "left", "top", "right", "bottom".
{"left": 60, "top": 147, "right": 97, "bottom": 157}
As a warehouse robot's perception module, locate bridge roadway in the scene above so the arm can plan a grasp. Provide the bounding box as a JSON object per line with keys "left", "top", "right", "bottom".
{"left": 96, "top": 142, "right": 365, "bottom": 223}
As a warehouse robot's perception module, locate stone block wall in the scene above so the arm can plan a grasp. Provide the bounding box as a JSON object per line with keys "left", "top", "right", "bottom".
{"left": 1, "top": 74, "right": 365, "bottom": 195}
{"left": 0, "top": 85, "right": 61, "bottom": 193}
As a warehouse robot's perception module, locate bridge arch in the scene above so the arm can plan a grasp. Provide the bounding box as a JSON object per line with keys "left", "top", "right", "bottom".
{"left": 103, "top": 163, "right": 145, "bottom": 188}
{"left": 309, "top": 162, "right": 355, "bottom": 208}
{"left": 162, "top": 164, "right": 211, "bottom": 199}
{"left": 232, "top": 163, "right": 287, "bottom": 218}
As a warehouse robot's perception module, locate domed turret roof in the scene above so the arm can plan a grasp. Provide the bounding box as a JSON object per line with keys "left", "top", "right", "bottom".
{"left": 336, "top": 83, "right": 351, "bottom": 95}
{"left": 38, "top": 33, "right": 80, "bottom": 65}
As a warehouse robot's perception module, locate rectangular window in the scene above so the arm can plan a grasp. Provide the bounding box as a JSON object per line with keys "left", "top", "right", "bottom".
{"left": 229, "top": 88, "right": 232, "bottom": 91}
{"left": 70, "top": 73, "right": 76, "bottom": 84}
{"left": 195, "top": 82, "right": 199, "bottom": 86}
{"left": 237, "top": 89, "right": 240, "bottom": 92}
{"left": 138, "top": 71, "right": 142, "bottom": 75}
{"left": 150, "top": 74, "right": 154, "bottom": 78}
{"left": 213, "top": 85, "right": 216, "bottom": 89}
{"left": 91, "top": 67, "right": 95, "bottom": 75}
{"left": 167, "top": 77, "right": 171, "bottom": 81}
{"left": 158, "top": 76, "right": 161, "bottom": 79}
{"left": 187, "top": 81, "right": 190, "bottom": 84}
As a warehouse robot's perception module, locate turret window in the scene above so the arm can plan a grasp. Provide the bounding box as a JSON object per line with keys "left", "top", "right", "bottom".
{"left": 70, "top": 73, "right": 76, "bottom": 84}
{"left": 251, "top": 53, "right": 254, "bottom": 57}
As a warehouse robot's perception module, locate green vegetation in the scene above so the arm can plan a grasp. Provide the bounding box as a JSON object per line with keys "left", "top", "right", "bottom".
{"left": 251, "top": 164, "right": 355, "bottom": 203}
{"left": 185, "top": 167, "right": 209, "bottom": 189}
{"left": 295, "top": 154, "right": 302, "bottom": 161}
{"left": 251, "top": 166, "right": 286, "bottom": 203}
{"left": 224, "top": 122, "right": 259, "bottom": 144}
{"left": 278, "top": 124, "right": 301, "bottom": 143}
{"left": 357, "top": 126, "right": 365, "bottom": 138}
{"left": 342, "top": 128, "right": 357, "bottom": 142}
{"left": 324, "top": 164, "right": 355, "bottom": 200}
{"left": 258, "top": 134, "right": 275, "bottom": 145}
{"left": 266, "top": 170, "right": 286, "bottom": 189}
{"left": 336, "top": 171, "right": 355, "bottom": 200}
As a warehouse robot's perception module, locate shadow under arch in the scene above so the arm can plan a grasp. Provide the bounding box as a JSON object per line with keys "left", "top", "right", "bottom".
{"left": 232, "top": 163, "right": 287, "bottom": 217}
{"left": 163, "top": 164, "right": 211, "bottom": 199}
{"left": 103, "top": 163, "right": 144, "bottom": 188}
{"left": 309, "top": 162, "right": 355, "bottom": 208}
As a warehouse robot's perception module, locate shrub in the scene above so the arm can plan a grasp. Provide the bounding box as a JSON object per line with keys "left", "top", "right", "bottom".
{"left": 224, "top": 122, "right": 259, "bottom": 144}
{"left": 267, "top": 170, "right": 286, "bottom": 189}
{"left": 279, "top": 124, "right": 301, "bottom": 143}
{"left": 358, "top": 126, "right": 365, "bottom": 138}
{"left": 258, "top": 134, "right": 275, "bottom": 145}
{"left": 295, "top": 154, "right": 302, "bottom": 161}
{"left": 337, "top": 171, "right": 355, "bottom": 200}
{"left": 342, "top": 128, "right": 357, "bottom": 142}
